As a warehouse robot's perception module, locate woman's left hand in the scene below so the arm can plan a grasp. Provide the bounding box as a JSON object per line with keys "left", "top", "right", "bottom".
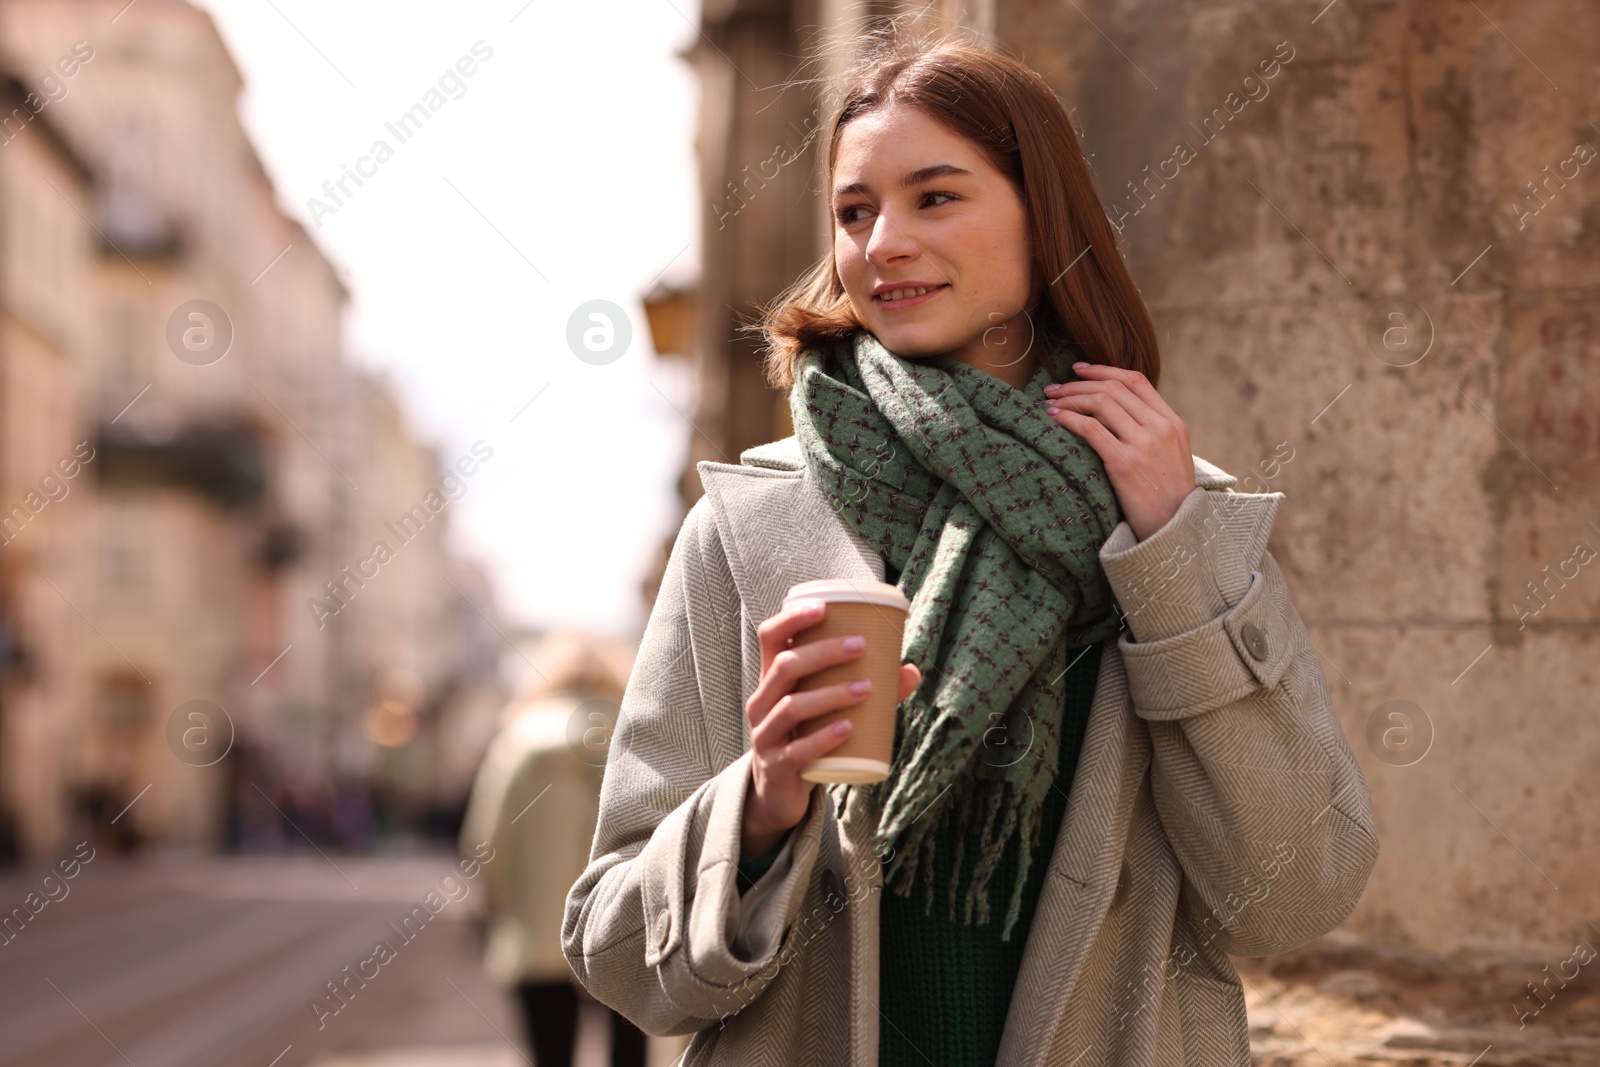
{"left": 1043, "top": 361, "right": 1195, "bottom": 543}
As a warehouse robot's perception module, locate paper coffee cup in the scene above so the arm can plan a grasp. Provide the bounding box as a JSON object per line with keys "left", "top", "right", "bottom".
{"left": 782, "top": 578, "right": 910, "bottom": 784}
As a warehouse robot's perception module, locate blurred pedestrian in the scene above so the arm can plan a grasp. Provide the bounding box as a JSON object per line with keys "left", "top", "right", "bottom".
{"left": 461, "top": 632, "right": 646, "bottom": 1067}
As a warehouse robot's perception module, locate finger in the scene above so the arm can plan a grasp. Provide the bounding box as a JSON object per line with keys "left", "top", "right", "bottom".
{"left": 748, "top": 624, "right": 861, "bottom": 730}
{"left": 747, "top": 645, "right": 807, "bottom": 733}
{"left": 774, "top": 717, "right": 854, "bottom": 770}
{"left": 1050, "top": 407, "right": 1122, "bottom": 464}
{"left": 753, "top": 678, "right": 870, "bottom": 750}
{"left": 898, "top": 662, "right": 921, "bottom": 702}
{"left": 1046, "top": 379, "right": 1165, "bottom": 431}
{"left": 1048, "top": 389, "right": 1149, "bottom": 443}
{"left": 1063, "top": 363, "right": 1180, "bottom": 424}
{"left": 1058, "top": 383, "right": 1190, "bottom": 463}
{"left": 756, "top": 601, "right": 827, "bottom": 676}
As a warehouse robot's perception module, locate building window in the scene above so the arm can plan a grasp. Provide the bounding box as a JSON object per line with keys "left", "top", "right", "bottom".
{"left": 104, "top": 302, "right": 144, "bottom": 397}
{"left": 101, "top": 114, "right": 164, "bottom": 247}
{"left": 103, "top": 501, "right": 147, "bottom": 591}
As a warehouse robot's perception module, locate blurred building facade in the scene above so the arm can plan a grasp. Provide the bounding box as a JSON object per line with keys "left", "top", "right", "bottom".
{"left": 0, "top": 0, "right": 508, "bottom": 862}
{"left": 660, "top": 0, "right": 1600, "bottom": 960}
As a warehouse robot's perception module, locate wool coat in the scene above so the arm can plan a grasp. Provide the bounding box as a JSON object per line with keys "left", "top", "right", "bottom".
{"left": 563, "top": 434, "right": 1379, "bottom": 1066}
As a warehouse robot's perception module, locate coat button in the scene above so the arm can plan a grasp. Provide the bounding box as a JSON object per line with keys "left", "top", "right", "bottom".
{"left": 821, "top": 868, "right": 844, "bottom": 912}
{"left": 1240, "top": 622, "right": 1269, "bottom": 661}
{"left": 653, "top": 908, "right": 671, "bottom": 950}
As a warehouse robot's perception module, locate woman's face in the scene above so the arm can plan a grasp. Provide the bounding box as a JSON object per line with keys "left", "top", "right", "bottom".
{"left": 831, "top": 102, "right": 1041, "bottom": 388}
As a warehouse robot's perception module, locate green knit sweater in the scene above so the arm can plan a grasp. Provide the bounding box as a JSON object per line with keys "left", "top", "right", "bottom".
{"left": 739, "top": 616, "right": 1103, "bottom": 1065}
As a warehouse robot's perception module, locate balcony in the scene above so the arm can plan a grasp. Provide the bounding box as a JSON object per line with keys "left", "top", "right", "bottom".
{"left": 95, "top": 420, "right": 267, "bottom": 508}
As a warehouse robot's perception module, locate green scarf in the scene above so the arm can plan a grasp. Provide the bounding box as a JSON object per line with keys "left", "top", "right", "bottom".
{"left": 789, "top": 328, "right": 1125, "bottom": 938}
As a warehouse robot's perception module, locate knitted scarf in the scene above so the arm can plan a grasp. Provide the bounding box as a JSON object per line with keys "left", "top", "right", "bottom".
{"left": 789, "top": 328, "right": 1125, "bottom": 938}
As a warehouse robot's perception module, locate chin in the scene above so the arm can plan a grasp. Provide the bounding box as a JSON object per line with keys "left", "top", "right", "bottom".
{"left": 864, "top": 322, "right": 957, "bottom": 361}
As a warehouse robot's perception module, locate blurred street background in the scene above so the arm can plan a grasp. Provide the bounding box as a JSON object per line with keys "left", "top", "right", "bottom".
{"left": 0, "top": 0, "right": 1596, "bottom": 1064}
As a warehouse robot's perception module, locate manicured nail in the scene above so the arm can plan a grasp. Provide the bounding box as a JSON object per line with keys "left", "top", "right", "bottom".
{"left": 1073, "top": 361, "right": 1089, "bottom": 368}
{"left": 1046, "top": 406, "right": 1059, "bottom": 415}
{"left": 802, "top": 600, "right": 824, "bottom": 614}
{"left": 833, "top": 720, "right": 852, "bottom": 736}
{"left": 842, "top": 635, "right": 865, "bottom": 651}
{"left": 849, "top": 678, "right": 872, "bottom": 694}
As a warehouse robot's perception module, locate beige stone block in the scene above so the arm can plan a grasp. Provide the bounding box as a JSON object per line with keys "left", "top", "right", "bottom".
{"left": 1149, "top": 291, "right": 1499, "bottom": 623}
{"left": 1323, "top": 622, "right": 1600, "bottom": 957}
{"left": 1496, "top": 290, "right": 1600, "bottom": 630}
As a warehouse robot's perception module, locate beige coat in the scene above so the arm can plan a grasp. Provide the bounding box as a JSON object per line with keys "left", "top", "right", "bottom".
{"left": 563, "top": 435, "right": 1378, "bottom": 1065}
{"left": 462, "top": 697, "right": 605, "bottom": 986}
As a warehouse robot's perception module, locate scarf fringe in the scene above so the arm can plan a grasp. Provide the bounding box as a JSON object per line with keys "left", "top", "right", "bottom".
{"left": 878, "top": 774, "right": 1038, "bottom": 941}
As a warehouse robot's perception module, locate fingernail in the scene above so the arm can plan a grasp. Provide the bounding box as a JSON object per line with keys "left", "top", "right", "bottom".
{"left": 842, "top": 635, "right": 865, "bottom": 651}
{"left": 849, "top": 678, "right": 872, "bottom": 694}
{"left": 1046, "top": 406, "right": 1059, "bottom": 415}
{"left": 803, "top": 600, "right": 824, "bottom": 614}
{"left": 1043, "top": 383, "right": 1059, "bottom": 394}
{"left": 833, "top": 720, "right": 852, "bottom": 736}
{"left": 1073, "top": 361, "right": 1089, "bottom": 368}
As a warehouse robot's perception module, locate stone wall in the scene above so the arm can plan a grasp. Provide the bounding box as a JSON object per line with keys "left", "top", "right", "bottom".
{"left": 997, "top": 0, "right": 1599, "bottom": 957}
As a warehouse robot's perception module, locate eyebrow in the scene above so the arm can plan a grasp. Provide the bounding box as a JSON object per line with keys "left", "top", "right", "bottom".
{"left": 832, "top": 163, "right": 975, "bottom": 201}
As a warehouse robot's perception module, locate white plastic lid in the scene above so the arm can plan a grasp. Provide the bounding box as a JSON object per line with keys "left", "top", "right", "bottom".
{"left": 783, "top": 578, "right": 910, "bottom": 612}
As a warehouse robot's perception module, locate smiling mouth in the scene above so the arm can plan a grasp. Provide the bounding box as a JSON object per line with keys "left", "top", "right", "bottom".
{"left": 874, "top": 284, "right": 949, "bottom": 303}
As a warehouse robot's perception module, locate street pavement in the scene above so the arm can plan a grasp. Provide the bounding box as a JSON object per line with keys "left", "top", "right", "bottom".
{"left": 0, "top": 852, "right": 683, "bottom": 1067}
{"left": 8, "top": 852, "right": 1598, "bottom": 1066}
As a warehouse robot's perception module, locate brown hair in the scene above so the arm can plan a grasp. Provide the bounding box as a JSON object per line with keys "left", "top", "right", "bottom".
{"left": 753, "top": 22, "right": 1163, "bottom": 391}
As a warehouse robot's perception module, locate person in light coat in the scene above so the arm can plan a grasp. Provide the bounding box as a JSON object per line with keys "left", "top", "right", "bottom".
{"left": 563, "top": 26, "right": 1378, "bottom": 1067}
{"left": 462, "top": 634, "right": 648, "bottom": 1067}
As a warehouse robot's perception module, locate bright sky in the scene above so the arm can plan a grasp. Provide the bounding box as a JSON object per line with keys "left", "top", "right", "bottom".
{"left": 195, "top": 0, "right": 702, "bottom": 640}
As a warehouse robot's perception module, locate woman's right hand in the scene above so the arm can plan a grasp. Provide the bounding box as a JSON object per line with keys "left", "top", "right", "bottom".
{"left": 742, "top": 599, "right": 921, "bottom": 859}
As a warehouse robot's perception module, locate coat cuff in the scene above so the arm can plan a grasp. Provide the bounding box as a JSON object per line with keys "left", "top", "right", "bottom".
{"left": 1099, "top": 486, "right": 1298, "bottom": 721}
{"left": 1099, "top": 484, "right": 1281, "bottom": 643}
{"left": 639, "top": 751, "right": 825, "bottom": 990}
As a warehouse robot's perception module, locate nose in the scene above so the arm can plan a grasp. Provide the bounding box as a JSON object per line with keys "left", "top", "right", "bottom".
{"left": 865, "top": 210, "right": 920, "bottom": 267}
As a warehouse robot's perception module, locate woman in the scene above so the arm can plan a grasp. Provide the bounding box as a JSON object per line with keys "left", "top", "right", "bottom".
{"left": 564, "top": 26, "right": 1378, "bottom": 1067}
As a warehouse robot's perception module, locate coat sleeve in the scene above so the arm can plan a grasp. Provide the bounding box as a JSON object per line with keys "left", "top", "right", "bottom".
{"left": 1097, "top": 478, "right": 1380, "bottom": 957}
{"left": 561, "top": 494, "right": 831, "bottom": 1034}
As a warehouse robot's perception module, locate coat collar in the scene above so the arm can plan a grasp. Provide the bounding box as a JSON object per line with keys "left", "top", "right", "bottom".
{"left": 694, "top": 444, "right": 884, "bottom": 647}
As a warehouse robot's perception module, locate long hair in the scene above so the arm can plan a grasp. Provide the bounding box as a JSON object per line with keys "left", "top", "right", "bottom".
{"left": 753, "top": 23, "right": 1163, "bottom": 391}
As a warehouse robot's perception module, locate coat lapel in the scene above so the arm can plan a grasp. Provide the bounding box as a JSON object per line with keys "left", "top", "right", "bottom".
{"left": 998, "top": 640, "right": 1151, "bottom": 1064}
{"left": 695, "top": 458, "right": 886, "bottom": 644}
{"left": 693, "top": 455, "right": 885, "bottom": 762}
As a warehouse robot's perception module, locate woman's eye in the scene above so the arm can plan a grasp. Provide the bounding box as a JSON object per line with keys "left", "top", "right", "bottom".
{"left": 835, "top": 191, "right": 957, "bottom": 227}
